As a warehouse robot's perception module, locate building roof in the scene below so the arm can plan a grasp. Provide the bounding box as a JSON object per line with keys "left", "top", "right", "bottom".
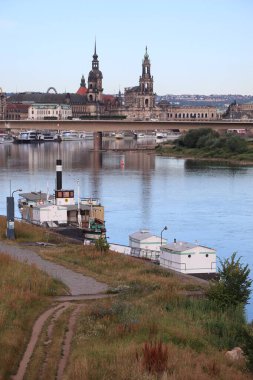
{"left": 7, "top": 92, "right": 88, "bottom": 105}
{"left": 129, "top": 230, "right": 160, "bottom": 241}
{"left": 163, "top": 241, "right": 214, "bottom": 252}
{"left": 76, "top": 87, "right": 88, "bottom": 95}
{"left": 125, "top": 86, "right": 140, "bottom": 94}
{"left": 19, "top": 192, "right": 54, "bottom": 202}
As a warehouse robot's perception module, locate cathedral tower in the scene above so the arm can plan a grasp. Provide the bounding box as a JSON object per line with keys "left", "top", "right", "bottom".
{"left": 87, "top": 41, "right": 103, "bottom": 102}
{"left": 138, "top": 47, "right": 155, "bottom": 108}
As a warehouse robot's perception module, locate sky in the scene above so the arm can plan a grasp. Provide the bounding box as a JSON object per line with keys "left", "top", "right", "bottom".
{"left": 1, "top": 0, "right": 253, "bottom": 95}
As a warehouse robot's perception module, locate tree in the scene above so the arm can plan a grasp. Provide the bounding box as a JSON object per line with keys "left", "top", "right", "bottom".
{"left": 94, "top": 237, "right": 110, "bottom": 253}
{"left": 207, "top": 253, "right": 252, "bottom": 308}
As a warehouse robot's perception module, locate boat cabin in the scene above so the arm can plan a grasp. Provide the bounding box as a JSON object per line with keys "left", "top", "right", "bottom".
{"left": 129, "top": 229, "right": 167, "bottom": 259}
{"left": 159, "top": 240, "right": 216, "bottom": 274}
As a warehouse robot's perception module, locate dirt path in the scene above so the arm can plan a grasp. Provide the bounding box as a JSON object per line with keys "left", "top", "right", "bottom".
{"left": 0, "top": 241, "right": 108, "bottom": 295}
{"left": 0, "top": 241, "right": 111, "bottom": 380}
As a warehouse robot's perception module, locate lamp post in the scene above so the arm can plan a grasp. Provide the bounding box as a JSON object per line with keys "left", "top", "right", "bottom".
{"left": 6, "top": 188, "right": 22, "bottom": 239}
{"left": 160, "top": 225, "right": 168, "bottom": 246}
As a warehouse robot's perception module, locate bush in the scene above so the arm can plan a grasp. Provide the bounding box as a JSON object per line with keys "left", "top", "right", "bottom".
{"left": 94, "top": 237, "right": 110, "bottom": 253}
{"left": 225, "top": 136, "right": 248, "bottom": 153}
{"left": 207, "top": 253, "right": 252, "bottom": 308}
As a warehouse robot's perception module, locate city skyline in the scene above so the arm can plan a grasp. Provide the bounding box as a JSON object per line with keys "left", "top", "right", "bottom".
{"left": 1, "top": 0, "right": 253, "bottom": 95}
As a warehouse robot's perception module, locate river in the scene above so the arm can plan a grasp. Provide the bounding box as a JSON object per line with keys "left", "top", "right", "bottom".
{"left": 0, "top": 139, "right": 253, "bottom": 319}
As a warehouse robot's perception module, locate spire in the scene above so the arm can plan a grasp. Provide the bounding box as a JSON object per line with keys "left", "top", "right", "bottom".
{"left": 93, "top": 38, "right": 98, "bottom": 60}
{"left": 144, "top": 46, "right": 149, "bottom": 60}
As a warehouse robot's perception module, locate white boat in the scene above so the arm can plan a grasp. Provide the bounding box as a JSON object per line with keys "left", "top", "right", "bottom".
{"left": 156, "top": 131, "right": 181, "bottom": 142}
{"left": 40, "top": 131, "right": 61, "bottom": 142}
{"left": 14, "top": 130, "right": 43, "bottom": 143}
{"left": 60, "top": 131, "right": 86, "bottom": 141}
{"left": 84, "top": 132, "right": 94, "bottom": 140}
{"left": 135, "top": 132, "right": 156, "bottom": 139}
{"left": 115, "top": 132, "right": 124, "bottom": 139}
{"left": 0, "top": 133, "right": 14, "bottom": 144}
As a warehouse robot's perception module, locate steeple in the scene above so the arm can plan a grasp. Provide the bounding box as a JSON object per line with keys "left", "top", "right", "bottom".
{"left": 92, "top": 39, "right": 98, "bottom": 68}
{"left": 80, "top": 75, "right": 86, "bottom": 87}
{"left": 144, "top": 46, "right": 149, "bottom": 60}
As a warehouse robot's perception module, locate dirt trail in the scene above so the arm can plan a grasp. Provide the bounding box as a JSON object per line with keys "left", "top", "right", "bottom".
{"left": 56, "top": 305, "right": 82, "bottom": 380}
{"left": 0, "top": 241, "right": 111, "bottom": 380}
{"left": 12, "top": 304, "right": 66, "bottom": 380}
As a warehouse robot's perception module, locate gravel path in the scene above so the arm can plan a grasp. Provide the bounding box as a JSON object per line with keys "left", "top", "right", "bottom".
{"left": 0, "top": 241, "right": 108, "bottom": 295}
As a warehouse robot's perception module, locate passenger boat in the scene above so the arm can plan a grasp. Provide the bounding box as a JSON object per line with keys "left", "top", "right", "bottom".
{"left": 14, "top": 130, "right": 43, "bottom": 143}
{"left": 0, "top": 133, "right": 14, "bottom": 144}
{"left": 40, "top": 131, "right": 61, "bottom": 142}
{"left": 18, "top": 160, "right": 106, "bottom": 241}
{"left": 60, "top": 131, "right": 86, "bottom": 141}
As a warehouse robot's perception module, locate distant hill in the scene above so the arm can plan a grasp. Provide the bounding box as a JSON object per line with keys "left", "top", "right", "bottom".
{"left": 156, "top": 94, "right": 253, "bottom": 108}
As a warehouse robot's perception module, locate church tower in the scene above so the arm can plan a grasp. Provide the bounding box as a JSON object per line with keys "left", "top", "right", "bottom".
{"left": 87, "top": 41, "right": 103, "bottom": 102}
{"left": 138, "top": 47, "right": 155, "bottom": 108}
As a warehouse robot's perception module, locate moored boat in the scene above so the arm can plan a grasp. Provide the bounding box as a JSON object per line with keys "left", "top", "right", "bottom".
{"left": 0, "top": 133, "right": 14, "bottom": 144}
{"left": 18, "top": 160, "right": 106, "bottom": 241}
{"left": 60, "top": 131, "right": 86, "bottom": 141}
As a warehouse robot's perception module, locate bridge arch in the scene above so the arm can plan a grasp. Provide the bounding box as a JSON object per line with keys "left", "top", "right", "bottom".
{"left": 47, "top": 87, "right": 58, "bottom": 94}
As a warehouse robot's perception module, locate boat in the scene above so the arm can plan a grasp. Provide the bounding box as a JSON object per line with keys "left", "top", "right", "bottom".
{"left": 134, "top": 132, "right": 156, "bottom": 139}
{"left": 0, "top": 133, "right": 14, "bottom": 144}
{"left": 40, "top": 131, "right": 61, "bottom": 142}
{"left": 84, "top": 132, "right": 94, "bottom": 140}
{"left": 18, "top": 160, "right": 106, "bottom": 241}
{"left": 60, "top": 131, "right": 86, "bottom": 141}
{"left": 156, "top": 131, "right": 181, "bottom": 141}
{"left": 115, "top": 132, "right": 124, "bottom": 139}
{"left": 14, "top": 130, "right": 44, "bottom": 143}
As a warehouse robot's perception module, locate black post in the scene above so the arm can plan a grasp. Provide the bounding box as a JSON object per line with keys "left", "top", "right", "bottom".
{"left": 6, "top": 196, "right": 15, "bottom": 239}
{"left": 56, "top": 159, "right": 62, "bottom": 190}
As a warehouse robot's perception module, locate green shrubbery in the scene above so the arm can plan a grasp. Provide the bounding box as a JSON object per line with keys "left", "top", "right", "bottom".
{"left": 177, "top": 128, "right": 248, "bottom": 154}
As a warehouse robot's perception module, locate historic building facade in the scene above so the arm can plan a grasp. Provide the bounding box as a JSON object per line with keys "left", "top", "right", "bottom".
{"left": 4, "top": 44, "right": 218, "bottom": 121}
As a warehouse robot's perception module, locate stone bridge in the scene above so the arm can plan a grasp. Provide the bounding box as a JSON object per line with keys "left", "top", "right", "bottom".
{"left": 1, "top": 119, "right": 253, "bottom": 132}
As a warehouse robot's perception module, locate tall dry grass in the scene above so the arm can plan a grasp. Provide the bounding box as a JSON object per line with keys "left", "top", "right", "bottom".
{"left": 0, "top": 252, "right": 64, "bottom": 379}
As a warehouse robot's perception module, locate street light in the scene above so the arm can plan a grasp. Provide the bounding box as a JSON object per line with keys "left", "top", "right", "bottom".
{"left": 160, "top": 225, "right": 168, "bottom": 246}
{"left": 6, "top": 188, "right": 22, "bottom": 239}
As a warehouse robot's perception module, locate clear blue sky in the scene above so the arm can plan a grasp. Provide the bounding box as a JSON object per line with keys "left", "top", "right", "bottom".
{"left": 1, "top": 0, "right": 253, "bottom": 95}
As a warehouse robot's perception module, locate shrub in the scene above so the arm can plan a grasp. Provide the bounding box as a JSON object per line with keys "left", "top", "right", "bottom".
{"left": 94, "top": 237, "right": 110, "bottom": 253}
{"left": 207, "top": 253, "right": 252, "bottom": 308}
{"left": 225, "top": 136, "right": 248, "bottom": 153}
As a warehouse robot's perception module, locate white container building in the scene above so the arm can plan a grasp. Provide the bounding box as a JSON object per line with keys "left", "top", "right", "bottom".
{"left": 160, "top": 240, "right": 216, "bottom": 274}
{"left": 129, "top": 230, "right": 167, "bottom": 259}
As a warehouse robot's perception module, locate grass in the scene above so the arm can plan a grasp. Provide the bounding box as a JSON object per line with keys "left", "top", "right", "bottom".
{"left": 0, "top": 218, "right": 252, "bottom": 379}
{"left": 31, "top": 243, "right": 252, "bottom": 379}
{"left": 0, "top": 252, "right": 65, "bottom": 379}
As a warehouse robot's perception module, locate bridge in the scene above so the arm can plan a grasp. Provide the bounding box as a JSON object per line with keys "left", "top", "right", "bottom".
{"left": 1, "top": 119, "right": 253, "bottom": 133}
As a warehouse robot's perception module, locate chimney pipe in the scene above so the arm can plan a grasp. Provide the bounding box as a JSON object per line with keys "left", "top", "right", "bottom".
{"left": 56, "top": 159, "right": 62, "bottom": 190}
{"left": 174, "top": 238, "right": 176, "bottom": 243}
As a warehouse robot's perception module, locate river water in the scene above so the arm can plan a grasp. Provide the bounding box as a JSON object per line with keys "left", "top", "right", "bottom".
{"left": 1, "top": 139, "right": 253, "bottom": 319}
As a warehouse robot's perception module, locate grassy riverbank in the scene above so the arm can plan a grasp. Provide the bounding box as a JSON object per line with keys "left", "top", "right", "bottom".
{"left": 38, "top": 244, "right": 252, "bottom": 379}
{"left": 0, "top": 218, "right": 252, "bottom": 379}
{"left": 156, "top": 129, "right": 253, "bottom": 165}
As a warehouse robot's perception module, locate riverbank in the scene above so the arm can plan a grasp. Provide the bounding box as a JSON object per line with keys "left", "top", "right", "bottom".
{"left": 0, "top": 218, "right": 252, "bottom": 379}
{"left": 156, "top": 142, "right": 253, "bottom": 166}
